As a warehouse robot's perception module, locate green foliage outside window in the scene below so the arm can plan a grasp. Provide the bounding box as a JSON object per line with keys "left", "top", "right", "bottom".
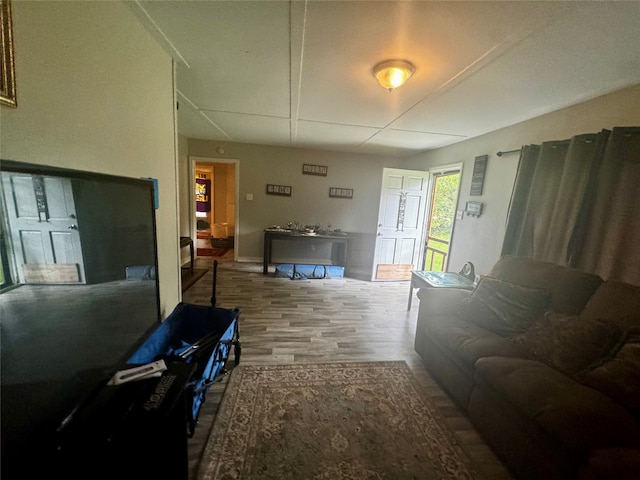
{"left": 424, "top": 173, "right": 460, "bottom": 271}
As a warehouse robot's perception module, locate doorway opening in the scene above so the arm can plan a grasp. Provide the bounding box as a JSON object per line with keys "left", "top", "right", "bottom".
{"left": 190, "top": 158, "right": 237, "bottom": 262}
{"left": 423, "top": 167, "right": 461, "bottom": 272}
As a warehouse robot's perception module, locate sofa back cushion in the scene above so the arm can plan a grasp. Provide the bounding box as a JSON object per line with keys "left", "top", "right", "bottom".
{"left": 489, "top": 255, "right": 603, "bottom": 315}
{"left": 460, "top": 276, "right": 551, "bottom": 336}
{"left": 580, "top": 280, "right": 640, "bottom": 330}
{"left": 514, "top": 311, "right": 625, "bottom": 376}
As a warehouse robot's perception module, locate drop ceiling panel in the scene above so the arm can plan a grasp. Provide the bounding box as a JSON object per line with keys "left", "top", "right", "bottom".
{"left": 364, "top": 129, "right": 466, "bottom": 153}
{"left": 139, "top": 0, "right": 291, "bottom": 117}
{"left": 297, "top": 1, "right": 570, "bottom": 128}
{"left": 295, "top": 121, "right": 380, "bottom": 150}
{"left": 392, "top": 2, "right": 640, "bottom": 137}
{"left": 129, "top": 1, "right": 640, "bottom": 157}
{"left": 202, "top": 111, "right": 291, "bottom": 146}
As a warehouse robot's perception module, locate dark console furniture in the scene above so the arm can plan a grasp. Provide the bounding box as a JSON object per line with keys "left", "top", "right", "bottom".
{"left": 263, "top": 229, "right": 351, "bottom": 274}
{"left": 56, "top": 362, "right": 196, "bottom": 479}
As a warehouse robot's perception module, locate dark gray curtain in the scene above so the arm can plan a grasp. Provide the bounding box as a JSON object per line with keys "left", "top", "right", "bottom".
{"left": 501, "top": 126, "right": 640, "bottom": 285}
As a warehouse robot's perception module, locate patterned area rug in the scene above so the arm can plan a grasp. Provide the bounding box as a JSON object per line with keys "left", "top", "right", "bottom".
{"left": 197, "top": 361, "right": 482, "bottom": 480}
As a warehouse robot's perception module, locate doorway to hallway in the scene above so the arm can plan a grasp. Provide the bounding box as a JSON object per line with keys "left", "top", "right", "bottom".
{"left": 189, "top": 157, "right": 238, "bottom": 261}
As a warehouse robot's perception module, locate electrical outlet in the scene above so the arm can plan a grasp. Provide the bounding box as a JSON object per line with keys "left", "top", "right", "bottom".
{"left": 456, "top": 210, "right": 463, "bottom": 220}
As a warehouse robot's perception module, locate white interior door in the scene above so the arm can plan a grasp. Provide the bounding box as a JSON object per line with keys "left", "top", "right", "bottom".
{"left": 1, "top": 172, "right": 85, "bottom": 283}
{"left": 372, "top": 168, "right": 430, "bottom": 281}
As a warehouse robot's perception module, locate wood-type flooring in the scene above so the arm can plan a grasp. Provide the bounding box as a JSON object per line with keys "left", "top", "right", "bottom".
{"left": 182, "top": 256, "right": 513, "bottom": 480}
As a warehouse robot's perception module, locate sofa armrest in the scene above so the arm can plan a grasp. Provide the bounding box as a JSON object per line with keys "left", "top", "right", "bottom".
{"left": 416, "top": 287, "right": 471, "bottom": 316}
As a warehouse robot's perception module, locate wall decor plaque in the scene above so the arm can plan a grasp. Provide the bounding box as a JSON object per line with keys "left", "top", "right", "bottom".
{"left": 470, "top": 154, "right": 488, "bottom": 196}
{"left": 302, "top": 164, "right": 328, "bottom": 176}
{"left": 266, "top": 184, "right": 292, "bottom": 197}
{"left": 329, "top": 187, "right": 353, "bottom": 199}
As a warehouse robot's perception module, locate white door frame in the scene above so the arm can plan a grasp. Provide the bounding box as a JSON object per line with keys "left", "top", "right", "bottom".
{"left": 189, "top": 156, "right": 240, "bottom": 261}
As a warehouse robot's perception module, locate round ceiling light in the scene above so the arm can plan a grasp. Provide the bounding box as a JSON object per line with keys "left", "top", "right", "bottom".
{"left": 373, "top": 60, "right": 416, "bottom": 92}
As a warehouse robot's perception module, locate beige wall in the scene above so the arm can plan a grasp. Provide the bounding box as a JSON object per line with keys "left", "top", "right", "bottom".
{"left": 1, "top": 1, "right": 180, "bottom": 317}
{"left": 186, "top": 141, "right": 404, "bottom": 262}
{"left": 404, "top": 83, "right": 640, "bottom": 275}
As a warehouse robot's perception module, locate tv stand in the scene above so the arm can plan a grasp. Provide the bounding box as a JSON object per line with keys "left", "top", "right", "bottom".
{"left": 54, "top": 362, "right": 196, "bottom": 479}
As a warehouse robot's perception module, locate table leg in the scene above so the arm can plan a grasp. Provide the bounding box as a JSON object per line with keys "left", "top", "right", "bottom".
{"left": 263, "top": 235, "right": 270, "bottom": 274}
{"left": 407, "top": 279, "right": 414, "bottom": 310}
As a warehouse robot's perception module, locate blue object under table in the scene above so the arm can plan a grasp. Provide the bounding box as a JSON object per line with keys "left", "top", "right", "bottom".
{"left": 275, "top": 263, "right": 345, "bottom": 279}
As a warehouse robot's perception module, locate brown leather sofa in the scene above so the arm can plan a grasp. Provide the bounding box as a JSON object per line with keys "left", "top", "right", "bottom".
{"left": 414, "top": 255, "right": 640, "bottom": 480}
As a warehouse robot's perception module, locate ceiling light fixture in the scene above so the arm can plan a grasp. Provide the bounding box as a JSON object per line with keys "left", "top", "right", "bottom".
{"left": 373, "top": 59, "right": 415, "bottom": 92}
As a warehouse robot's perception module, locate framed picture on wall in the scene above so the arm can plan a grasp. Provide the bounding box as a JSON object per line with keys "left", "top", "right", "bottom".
{"left": 329, "top": 187, "right": 353, "bottom": 199}
{"left": 266, "top": 184, "right": 292, "bottom": 197}
{"left": 302, "top": 164, "right": 328, "bottom": 176}
{"left": 1, "top": 0, "right": 17, "bottom": 107}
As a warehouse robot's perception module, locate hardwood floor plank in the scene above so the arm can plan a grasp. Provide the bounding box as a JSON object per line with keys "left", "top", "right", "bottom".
{"left": 182, "top": 258, "right": 513, "bottom": 480}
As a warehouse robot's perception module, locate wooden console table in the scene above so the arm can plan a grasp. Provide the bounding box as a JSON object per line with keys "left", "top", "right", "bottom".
{"left": 263, "top": 230, "right": 350, "bottom": 274}
{"left": 407, "top": 270, "right": 475, "bottom": 310}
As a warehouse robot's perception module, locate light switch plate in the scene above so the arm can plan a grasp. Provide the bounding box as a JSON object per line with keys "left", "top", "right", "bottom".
{"left": 456, "top": 210, "right": 463, "bottom": 220}
{"left": 246, "top": 193, "right": 253, "bottom": 201}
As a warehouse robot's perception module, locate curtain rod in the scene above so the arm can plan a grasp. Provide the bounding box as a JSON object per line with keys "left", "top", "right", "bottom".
{"left": 496, "top": 148, "right": 521, "bottom": 157}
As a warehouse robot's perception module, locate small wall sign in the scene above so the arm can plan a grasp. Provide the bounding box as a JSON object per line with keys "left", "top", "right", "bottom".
{"left": 470, "top": 154, "right": 488, "bottom": 196}
{"left": 302, "top": 164, "right": 328, "bottom": 176}
{"left": 329, "top": 187, "right": 353, "bottom": 199}
{"left": 266, "top": 184, "right": 292, "bottom": 196}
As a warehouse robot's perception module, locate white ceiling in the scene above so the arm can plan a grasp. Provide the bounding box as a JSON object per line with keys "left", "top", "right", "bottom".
{"left": 129, "top": 1, "right": 640, "bottom": 158}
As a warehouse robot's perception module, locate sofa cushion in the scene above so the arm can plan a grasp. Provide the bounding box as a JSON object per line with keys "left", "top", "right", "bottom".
{"left": 460, "top": 276, "right": 551, "bottom": 336}
{"left": 580, "top": 281, "right": 640, "bottom": 330}
{"left": 474, "top": 356, "right": 640, "bottom": 450}
{"left": 574, "top": 329, "right": 640, "bottom": 416}
{"left": 514, "top": 311, "right": 625, "bottom": 376}
{"left": 489, "top": 255, "right": 603, "bottom": 314}
{"left": 425, "top": 315, "right": 526, "bottom": 371}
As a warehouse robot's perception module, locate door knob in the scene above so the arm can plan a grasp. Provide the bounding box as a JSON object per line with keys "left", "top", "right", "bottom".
{"left": 68, "top": 224, "right": 78, "bottom": 230}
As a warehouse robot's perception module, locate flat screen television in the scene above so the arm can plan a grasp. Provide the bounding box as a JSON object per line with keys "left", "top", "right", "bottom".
{"left": 0, "top": 160, "right": 161, "bottom": 476}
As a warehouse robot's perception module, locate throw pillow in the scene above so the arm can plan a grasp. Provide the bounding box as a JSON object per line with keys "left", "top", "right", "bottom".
{"left": 574, "top": 329, "right": 640, "bottom": 415}
{"left": 515, "top": 311, "right": 625, "bottom": 376}
{"left": 459, "top": 276, "right": 551, "bottom": 336}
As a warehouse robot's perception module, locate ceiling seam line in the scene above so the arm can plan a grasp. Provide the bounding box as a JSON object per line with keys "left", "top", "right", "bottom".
{"left": 177, "top": 90, "right": 230, "bottom": 139}
{"left": 292, "top": 0, "right": 309, "bottom": 144}
{"left": 133, "top": 0, "right": 191, "bottom": 68}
